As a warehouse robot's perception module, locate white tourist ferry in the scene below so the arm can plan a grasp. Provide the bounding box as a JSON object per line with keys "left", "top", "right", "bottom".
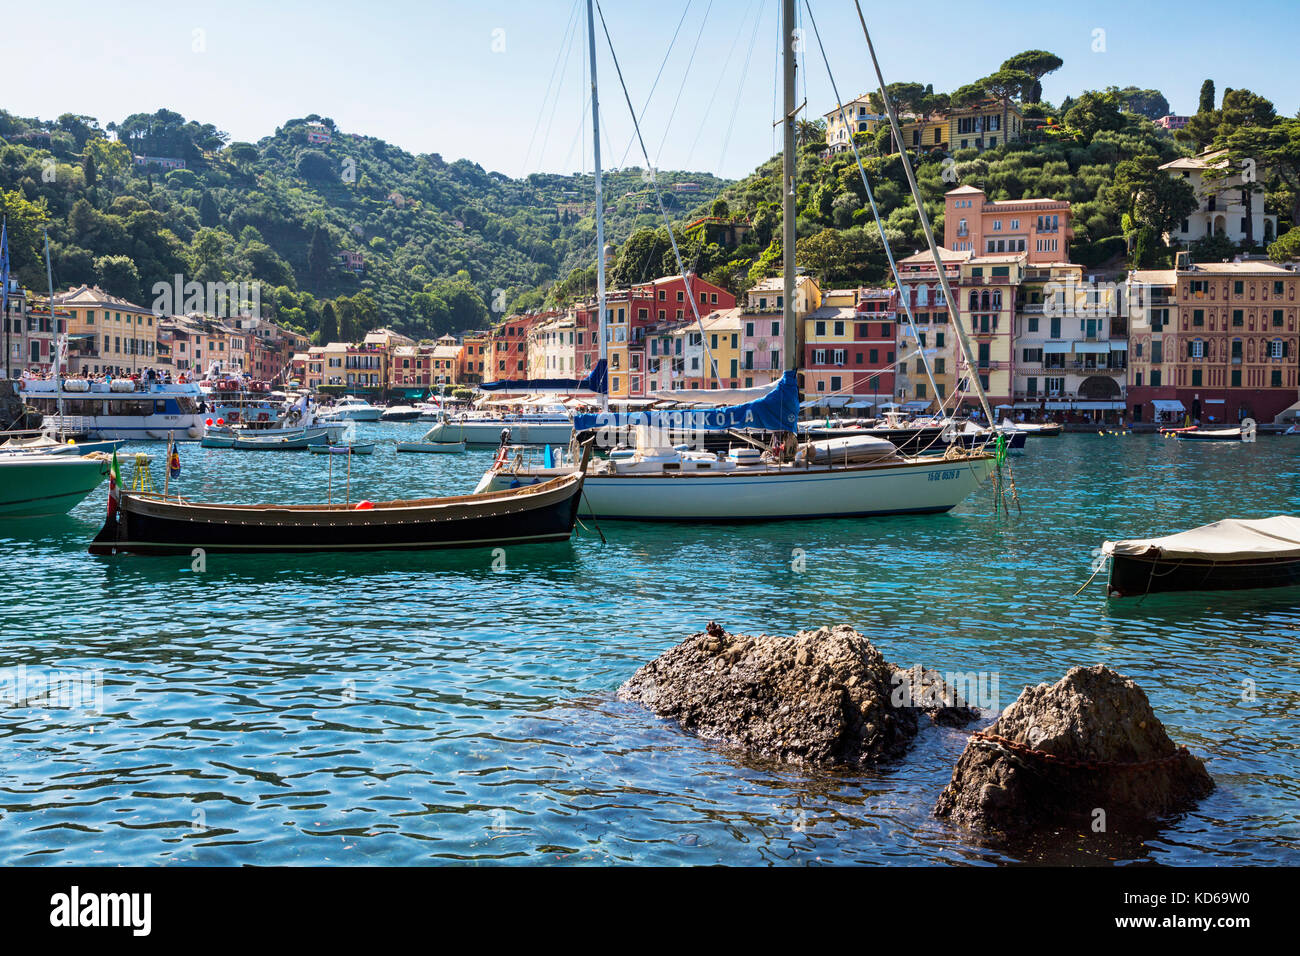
{"left": 18, "top": 378, "right": 205, "bottom": 440}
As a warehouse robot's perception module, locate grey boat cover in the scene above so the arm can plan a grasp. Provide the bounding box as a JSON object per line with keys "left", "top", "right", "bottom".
{"left": 1102, "top": 516, "right": 1300, "bottom": 561}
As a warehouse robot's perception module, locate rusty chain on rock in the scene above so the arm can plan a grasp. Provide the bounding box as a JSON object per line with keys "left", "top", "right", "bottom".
{"left": 969, "top": 731, "right": 1191, "bottom": 772}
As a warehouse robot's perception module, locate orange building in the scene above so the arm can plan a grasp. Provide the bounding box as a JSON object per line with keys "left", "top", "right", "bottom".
{"left": 944, "top": 185, "right": 1072, "bottom": 264}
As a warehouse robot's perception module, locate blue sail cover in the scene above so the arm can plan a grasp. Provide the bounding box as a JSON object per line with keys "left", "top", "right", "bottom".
{"left": 573, "top": 370, "right": 799, "bottom": 433}
{"left": 479, "top": 359, "right": 607, "bottom": 393}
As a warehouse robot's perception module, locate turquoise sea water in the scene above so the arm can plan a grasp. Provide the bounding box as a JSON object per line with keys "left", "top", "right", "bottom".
{"left": 0, "top": 426, "right": 1297, "bottom": 866}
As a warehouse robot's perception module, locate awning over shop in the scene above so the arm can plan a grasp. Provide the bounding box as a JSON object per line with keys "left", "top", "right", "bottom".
{"left": 1152, "top": 399, "right": 1186, "bottom": 413}
{"left": 1043, "top": 342, "right": 1070, "bottom": 354}
{"left": 1074, "top": 401, "right": 1126, "bottom": 410}
{"left": 801, "top": 395, "right": 851, "bottom": 409}
{"left": 1073, "top": 342, "right": 1110, "bottom": 354}
{"left": 900, "top": 400, "right": 931, "bottom": 411}
{"left": 1109, "top": 341, "right": 1128, "bottom": 351}
{"left": 846, "top": 400, "right": 875, "bottom": 409}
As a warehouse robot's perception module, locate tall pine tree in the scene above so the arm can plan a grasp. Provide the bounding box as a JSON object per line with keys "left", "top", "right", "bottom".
{"left": 1198, "top": 79, "right": 1216, "bottom": 113}
{"left": 308, "top": 226, "right": 332, "bottom": 284}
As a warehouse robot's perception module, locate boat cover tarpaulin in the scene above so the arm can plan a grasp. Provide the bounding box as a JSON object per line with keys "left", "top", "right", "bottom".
{"left": 573, "top": 370, "right": 799, "bottom": 433}
{"left": 479, "top": 359, "right": 607, "bottom": 394}
{"left": 1103, "top": 516, "right": 1300, "bottom": 561}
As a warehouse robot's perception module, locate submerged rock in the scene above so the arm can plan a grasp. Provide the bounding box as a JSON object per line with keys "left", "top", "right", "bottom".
{"left": 934, "top": 665, "right": 1214, "bottom": 832}
{"left": 618, "top": 623, "right": 979, "bottom": 767}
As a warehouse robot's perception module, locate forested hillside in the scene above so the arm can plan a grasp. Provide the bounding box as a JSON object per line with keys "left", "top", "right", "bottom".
{"left": 591, "top": 75, "right": 1300, "bottom": 299}
{"left": 0, "top": 108, "right": 726, "bottom": 341}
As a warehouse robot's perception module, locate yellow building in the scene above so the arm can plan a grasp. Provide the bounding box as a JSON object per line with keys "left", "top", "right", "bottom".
{"left": 699, "top": 309, "right": 743, "bottom": 388}
{"left": 898, "top": 114, "right": 948, "bottom": 152}
{"left": 824, "top": 95, "right": 888, "bottom": 153}
{"left": 948, "top": 98, "right": 1023, "bottom": 152}
{"left": 956, "top": 254, "right": 1024, "bottom": 407}
{"left": 53, "top": 285, "right": 159, "bottom": 376}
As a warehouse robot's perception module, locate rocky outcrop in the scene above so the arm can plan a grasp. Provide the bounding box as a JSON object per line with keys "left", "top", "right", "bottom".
{"left": 618, "top": 623, "right": 979, "bottom": 767}
{"left": 934, "top": 665, "right": 1214, "bottom": 832}
{"left": 0, "top": 381, "right": 40, "bottom": 432}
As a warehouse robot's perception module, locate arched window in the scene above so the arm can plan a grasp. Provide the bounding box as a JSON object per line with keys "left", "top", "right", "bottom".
{"left": 1270, "top": 338, "right": 1286, "bottom": 359}
{"left": 991, "top": 290, "right": 1002, "bottom": 310}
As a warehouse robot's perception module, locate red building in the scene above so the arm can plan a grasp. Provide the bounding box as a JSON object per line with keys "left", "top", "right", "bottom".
{"left": 486, "top": 312, "right": 548, "bottom": 382}
{"left": 802, "top": 289, "right": 897, "bottom": 406}
{"left": 574, "top": 273, "right": 735, "bottom": 397}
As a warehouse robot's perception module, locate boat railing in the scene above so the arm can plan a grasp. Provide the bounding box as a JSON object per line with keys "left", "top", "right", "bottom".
{"left": 42, "top": 415, "right": 96, "bottom": 433}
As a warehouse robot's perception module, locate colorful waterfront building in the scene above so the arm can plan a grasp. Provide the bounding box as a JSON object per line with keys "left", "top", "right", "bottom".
{"left": 894, "top": 249, "right": 964, "bottom": 410}
{"left": 459, "top": 332, "right": 489, "bottom": 385}
{"left": 803, "top": 288, "right": 896, "bottom": 408}
{"left": 1126, "top": 256, "right": 1300, "bottom": 424}
{"left": 53, "top": 285, "right": 159, "bottom": 377}
{"left": 527, "top": 313, "right": 577, "bottom": 382}
{"left": 1012, "top": 265, "right": 1129, "bottom": 421}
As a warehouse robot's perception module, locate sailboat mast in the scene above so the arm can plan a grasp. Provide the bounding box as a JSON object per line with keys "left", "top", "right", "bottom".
{"left": 587, "top": 0, "right": 608, "bottom": 412}
{"left": 780, "top": 0, "right": 797, "bottom": 376}
{"left": 43, "top": 230, "right": 63, "bottom": 424}
{"left": 852, "top": 2, "right": 996, "bottom": 425}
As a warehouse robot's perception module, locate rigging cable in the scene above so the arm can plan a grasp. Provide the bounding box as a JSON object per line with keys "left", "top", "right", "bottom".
{"left": 715, "top": 0, "right": 767, "bottom": 176}
{"left": 652, "top": 0, "right": 714, "bottom": 169}
{"left": 523, "top": 0, "right": 584, "bottom": 178}
{"left": 683, "top": 0, "right": 761, "bottom": 170}
{"left": 594, "top": 0, "right": 723, "bottom": 389}
{"left": 851, "top": 0, "right": 996, "bottom": 427}
{"left": 801, "top": 1, "right": 944, "bottom": 415}
{"left": 615, "top": 0, "right": 694, "bottom": 170}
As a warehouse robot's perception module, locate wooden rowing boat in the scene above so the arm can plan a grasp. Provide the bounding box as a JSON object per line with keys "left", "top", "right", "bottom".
{"left": 89, "top": 444, "right": 593, "bottom": 556}
{"left": 89, "top": 470, "right": 587, "bottom": 556}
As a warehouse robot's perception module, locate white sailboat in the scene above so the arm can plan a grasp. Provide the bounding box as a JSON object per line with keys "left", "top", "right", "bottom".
{"left": 475, "top": 0, "right": 997, "bottom": 519}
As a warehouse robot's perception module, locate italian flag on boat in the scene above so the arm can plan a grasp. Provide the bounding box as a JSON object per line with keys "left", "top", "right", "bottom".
{"left": 107, "top": 450, "right": 122, "bottom": 518}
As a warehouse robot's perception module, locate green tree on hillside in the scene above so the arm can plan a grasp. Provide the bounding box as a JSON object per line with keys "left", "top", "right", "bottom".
{"left": 94, "top": 254, "right": 141, "bottom": 300}
{"left": 979, "top": 69, "right": 1035, "bottom": 145}
{"left": 1198, "top": 79, "right": 1216, "bottom": 114}
{"left": 1111, "top": 156, "right": 1198, "bottom": 244}
{"left": 1064, "top": 89, "right": 1126, "bottom": 141}
{"left": 1116, "top": 87, "right": 1171, "bottom": 120}
{"left": 1000, "top": 50, "right": 1063, "bottom": 104}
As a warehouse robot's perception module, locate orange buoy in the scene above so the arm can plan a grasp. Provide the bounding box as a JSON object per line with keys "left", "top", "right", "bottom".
{"left": 354, "top": 500, "right": 374, "bottom": 510}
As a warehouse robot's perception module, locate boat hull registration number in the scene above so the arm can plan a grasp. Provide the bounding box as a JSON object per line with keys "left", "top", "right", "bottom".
{"left": 927, "top": 469, "right": 961, "bottom": 481}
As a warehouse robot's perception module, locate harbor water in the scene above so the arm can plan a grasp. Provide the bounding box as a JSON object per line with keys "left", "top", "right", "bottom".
{"left": 1, "top": 427, "right": 1297, "bottom": 865}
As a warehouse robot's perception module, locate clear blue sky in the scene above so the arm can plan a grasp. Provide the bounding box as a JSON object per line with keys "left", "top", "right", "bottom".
{"left": 4, "top": 0, "right": 1297, "bottom": 181}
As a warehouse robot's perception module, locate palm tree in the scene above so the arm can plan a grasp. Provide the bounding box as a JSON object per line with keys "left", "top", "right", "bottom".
{"left": 795, "top": 119, "right": 825, "bottom": 149}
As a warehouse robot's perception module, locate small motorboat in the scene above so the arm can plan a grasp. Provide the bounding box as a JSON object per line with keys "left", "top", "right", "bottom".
{"left": 230, "top": 432, "right": 329, "bottom": 451}
{"left": 1173, "top": 422, "right": 1256, "bottom": 443}
{"left": 1000, "top": 419, "right": 1062, "bottom": 437}
{"left": 1102, "top": 515, "right": 1300, "bottom": 597}
{"left": 0, "top": 453, "right": 111, "bottom": 517}
{"left": 89, "top": 446, "right": 594, "bottom": 556}
{"left": 308, "top": 442, "right": 376, "bottom": 455}
{"left": 395, "top": 440, "right": 467, "bottom": 454}
{"left": 379, "top": 405, "right": 422, "bottom": 422}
